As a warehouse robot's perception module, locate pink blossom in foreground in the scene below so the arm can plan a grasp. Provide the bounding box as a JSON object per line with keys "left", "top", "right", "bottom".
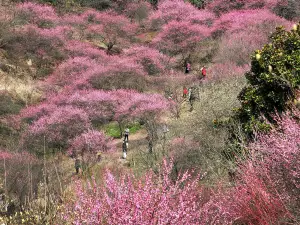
{"left": 201, "top": 111, "right": 300, "bottom": 224}
{"left": 61, "top": 160, "right": 202, "bottom": 224}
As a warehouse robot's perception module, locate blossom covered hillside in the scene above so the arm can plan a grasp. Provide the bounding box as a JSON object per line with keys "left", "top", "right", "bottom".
{"left": 0, "top": 0, "right": 299, "bottom": 224}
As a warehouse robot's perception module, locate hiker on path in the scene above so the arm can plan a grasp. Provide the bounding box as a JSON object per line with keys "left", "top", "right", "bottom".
{"left": 124, "top": 127, "right": 129, "bottom": 142}
{"left": 185, "top": 62, "right": 191, "bottom": 74}
{"left": 146, "top": 135, "right": 153, "bottom": 153}
{"left": 188, "top": 87, "right": 194, "bottom": 111}
{"left": 200, "top": 65, "right": 206, "bottom": 79}
{"left": 183, "top": 86, "right": 188, "bottom": 98}
{"left": 75, "top": 157, "right": 81, "bottom": 174}
{"left": 122, "top": 141, "right": 127, "bottom": 159}
{"left": 96, "top": 152, "right": 102, "bottom": 162}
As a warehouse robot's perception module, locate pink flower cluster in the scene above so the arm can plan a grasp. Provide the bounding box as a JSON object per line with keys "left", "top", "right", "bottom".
{"left": 17, "top": 2, "right": 59, "bottom": 25}
{"left": 61, "top": 159, "right": 202, "bottom": 224}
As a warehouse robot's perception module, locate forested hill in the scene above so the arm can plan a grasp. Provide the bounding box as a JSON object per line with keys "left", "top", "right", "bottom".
{"left": 0, "top": 0, "right": 299, "bottom": 224}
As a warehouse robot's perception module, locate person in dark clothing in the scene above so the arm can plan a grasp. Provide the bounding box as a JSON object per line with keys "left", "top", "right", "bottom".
{"left": 75, "top": 158, "right": 81, "bottom": 174}
{"left": 185, "top": 62, "right": 191, "bottom": 74}
{"left": 146, "top": 135, "right": 153, "bottom": 153}
{"left": 124, "top": 128, "right": 129, "bottom": 142}
{"left": 122, "top": 141, "right": 127, "bottom": 159}
{"left": 188, "top": 87, "right": 195, "bottom": 111}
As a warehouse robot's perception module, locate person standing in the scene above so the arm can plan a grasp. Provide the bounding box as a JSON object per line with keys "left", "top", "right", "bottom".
{"left": 188, "top": 87, "right": 194, "bottom": 111}
{"left": 75, "top": 157, "right": 81, "bottom": 174}
{"left": 185, "top": 62, "right": 191, "bottom": 74}
{"left": 122, "top": 141, "right": 127, "bottom": 159}
{"left": 183, "top": 86, "right": 188, "bottom": 98}
{"left": 201, "top": 65, "right": 207, "bottom": 79}
{"left": 124, "top": 127, "right": 130, "bottom": 142}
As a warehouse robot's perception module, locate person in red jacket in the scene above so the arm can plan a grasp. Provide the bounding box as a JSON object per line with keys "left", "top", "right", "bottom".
{"left": 183, "top": 86, "right": 188, "bottom": 98}
{"left": 201, "top": 65, "right": 206, "bottom": 79}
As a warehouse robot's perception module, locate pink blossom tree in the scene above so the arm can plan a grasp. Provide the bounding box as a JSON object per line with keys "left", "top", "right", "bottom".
{"left": 123, "top": 46, "right": 172, "bottom": 75}
{"left": 22, "top": 106, "right": 91, "bottom": 155}
{"left": 212, "top": 9, "right": 292, "bottom": 66}
{"left": 124, "top": 1, "right": 152, "bottom": 24}
{"left": 16, "top": 2, "right": 59, "bottom": 27}
{"left": 60, "top": 160, "right": 202, "bottom": 224}
{"left": 64, "top": 40, "right": 108, "bottom": 60}
{"left": 88, "top": 59, "right": 148, "bottom": 91}
{"left": 248, "top": 111, "right": 300, "bottom": 218}
{"left": 83, "top": 10, "right": 138, "bottom": 54}
{"left": 206, "top": 0, "right": 279, "bottom": 16}
{"left": 201, "top": 110, "right": 300, "bottom": 224}
{"left": 68, "top": 130, "right": 114, "bottom": 168}
{"left": 152, "top": 21, "right": 211, "bottom": 60}
{"left": 148, "top": 0, "right": 214, "bottom": 29}
{"left": 213, "top": 9, "right": 292, "bottom": 34}
{"left": 46, "top": 56, "right": 99, "bottom": 86}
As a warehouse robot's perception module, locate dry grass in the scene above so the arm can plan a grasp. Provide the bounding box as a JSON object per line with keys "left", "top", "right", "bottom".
{"left": 166, "top": 76, "right": 246, "bottom": 183}
{"left": 0, "top": 67, "right": 42, "bottom": 105}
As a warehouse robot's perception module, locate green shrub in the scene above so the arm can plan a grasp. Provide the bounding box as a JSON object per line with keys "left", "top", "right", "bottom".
{"left": 78, "top": 0, "right": 112, "bottom": 10}
{"left": 104, "top": 121, "right": 142, "bottom": 138}
{"left": 89, "top": 72, "right": 147, "bottom": 92}
{"left": 273, "top": 0, "right": 300, "bottom": 21}
{"left": 188, "top": 0, "right": 205, "bottom": 8}
{"left": 0, "top": 92, "right": 24, "bottom": 115}
{"left": 235, "top": 24, "right": 300, "bottom": 136}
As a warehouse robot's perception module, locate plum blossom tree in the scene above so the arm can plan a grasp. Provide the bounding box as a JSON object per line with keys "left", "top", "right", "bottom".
{"left": 152, "top": 21, "right": 211, "bottom": 58}
{"left": 148, "top": 0, "right": 214, "bottom": 30}
{"left": 206, "top": 0, "right": 280, "bottom": 16}
{"left": 214, "top": 31, "right": 269, "bottom": 66}
{"left": 46, "top": 56, "right": 99, "bottom": 86}
{"left": 248, "top": 111, "right": 300, "bottom": 218}
{"left": 4, "top": 23, "right": 71, "bottom": 78}
{"left": 123, "top": 46, "right": 172, "bottom": 75}
{"left": 208, "top": 62, "right": 250, "bottom": 80}
{"left": 62, "top": 90, "right": 118, "bottom": 124}
{"left": 83, "top": 10, "right": 138, "bottom": 54}
{"left": 60, "top": 160, "right": 202, "bottom": 224}
{"left": 88, "top": 59, "right": 147, "bottom": 91}
{"left": 22, "top": 106, "right": 91, "bottom": 155}
{"left": 212, "top": 9, "right": 292, "bottom": 67}
{"left": 213, "top": 9, "right": 291, "bottom": 34}
{"left": 64, "top": 40, "right": 108, "bottom": 60}
{"left": 68, "top": 130, "right": 114, "bottom": 168}
{"left": 21, "top": 88, "right": 170, "bottom": 156}
{"left": 16, "top": 2, "right": 59, "bottom": 27}
{"left": 149, "top": 0, "right": 198, "bottom": 24}
{"left": 124, "top": 1, "right": 152, "bottom": 23}
{"left": 200, "top": 111, "right": 300, "bottom": 224}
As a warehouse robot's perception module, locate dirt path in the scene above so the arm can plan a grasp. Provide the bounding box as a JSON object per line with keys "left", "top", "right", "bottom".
{"left": 99, "top": 129, "right": 149, "bottom": 170}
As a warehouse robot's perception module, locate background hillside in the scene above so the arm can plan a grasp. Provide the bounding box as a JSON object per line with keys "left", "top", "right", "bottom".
{"left": 0, "top": 0, "right": 299, "bottom": 224}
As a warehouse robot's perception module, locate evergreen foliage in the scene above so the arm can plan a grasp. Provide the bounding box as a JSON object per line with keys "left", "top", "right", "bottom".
{"left": 236, "top": 23, "right": 300, "bottom": 135}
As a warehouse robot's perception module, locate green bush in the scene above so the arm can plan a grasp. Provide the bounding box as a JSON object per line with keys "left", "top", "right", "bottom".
{"left": 273, "top": 0, "right": 300, "bottom": 21}
{"left": 188, "top": 0, "right": 206, "bottom": 8}
{"left": 0, "top": 92, "right": 24, "bottom": 115}
{"left": 104, "top": 121, "right": 142, "bottom": 138}
{"left": 235, "top": 24, "right": 300, "bottom": 136}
